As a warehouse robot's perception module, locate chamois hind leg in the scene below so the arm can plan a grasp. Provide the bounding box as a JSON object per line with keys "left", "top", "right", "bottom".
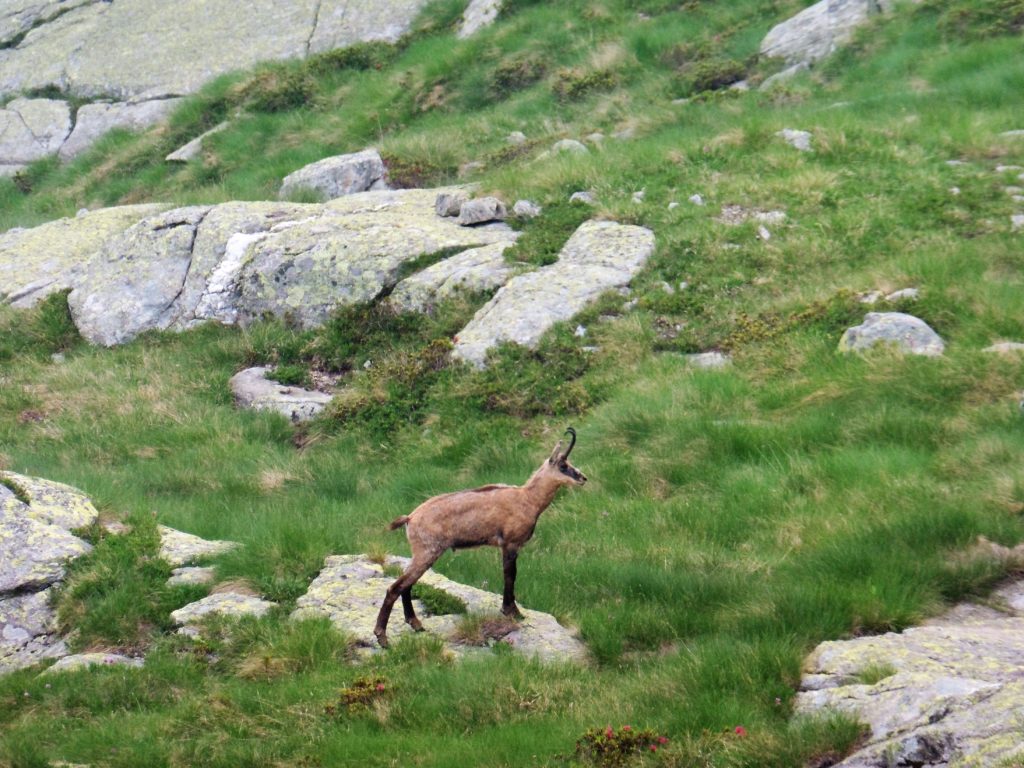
{"left": 401, "top": 585, "right": 424, "bottom": 632}
{"left": 501, "top": 546, "right": 524, "bottom": 620}
{"left": 374, "top": 556, "right": 434, "bottom": 648}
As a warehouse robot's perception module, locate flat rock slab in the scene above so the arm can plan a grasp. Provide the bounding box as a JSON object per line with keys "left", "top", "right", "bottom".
{"left": 685, "top": 352, "right": 732, "bottom": 369}
{"left": 158, "top": 526, "right": 239, "bottom": 568}
{"left": 453, "top": 221, "right": 655, "bottom": 367}
{"left": 229, "top": 367, "right": 334, "bottom": 424}
{"left": 292, "top": 554, "right": 588, "bottom": 663}
{"left": 166, "top": 567, "right": 217, "bottom": 587}
{"left": 0, "top": 514, "right": 91, "bottom": 593}
{"left": 0, "top": 98, "right": 71, "bottom": 167}
{"left": 171, "top": 592, "right": 276, "bottom": 626}
{"left": 59, "top": 98, "right": 182, "bottom": 161}
{"left": 0, "top": 589, "right": 67, "bottom": 675}
{"left": 1, "top": 471, "right": 99, "bottom": 530}
{"left": 43, "top": 653, "right": 143, "bottom": 674}
{"left": 165, "top": 121, "right": 229, "bottom": 163}
{"left": 760, "top": 0, "right": 893, "bottom": 66}
{"left": 796, "top": 601, "right": 1024, "bottom": 766}
{"left": 279, "top": 148, "right": 389, "bottom": 201}
{"left": 387, "top": 241, "right": 518, "bottom": 313}
{"left": 838, "top": 312, "right": 945, "bottom": 357}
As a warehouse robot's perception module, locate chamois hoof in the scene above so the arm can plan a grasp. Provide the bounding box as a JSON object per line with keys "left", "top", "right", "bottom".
{"left": 374, "top": 629, "right": 390, "bottom": 649}
{"left": 407, "top": 618, "right": 425, "bottom": 632}
{"left": 502, "top": 607, "right": 525, "bottom": 621}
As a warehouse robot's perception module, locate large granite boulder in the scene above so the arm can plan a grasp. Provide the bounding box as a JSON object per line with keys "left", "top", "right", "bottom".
{"left": 838, "top": 312, "right": 945, "bottom": 357}
{"left": 0, "top": 0, "right": 432, "bottom": 101}
{"left": 59, "top": 98, "right": 182, "bottom": 161}
{"left": 292, "top": 554, "right": 588, "bottom": 663}
{"left": 0, "top": 204, "right": 166, "bottom": 308}
{"left": 796, "top": 580, "right": 1024, "bottom": 767}
{"left": 453, "top": 221, "right": 656, "bottom": 367}
{"left": 0, "top": 97, "right": 71, "bottom": 175}
{"left": 279, "top": 148, "right": 389, "bottom": 201}
{"left": 760, "top": 0, "right": 894, "bottom": 66}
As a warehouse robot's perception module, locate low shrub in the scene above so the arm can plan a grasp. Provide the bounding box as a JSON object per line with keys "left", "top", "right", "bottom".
{"left": 551, "top": 67, "right": 618, "bottom": 102}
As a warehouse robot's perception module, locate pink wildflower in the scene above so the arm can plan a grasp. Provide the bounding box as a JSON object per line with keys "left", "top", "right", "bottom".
{"left": 657, "top": 736, "right": 668, "bottom": 744}
{"left": 605, "top": 726, "right": 613, "bottom": 739}
{"left": 376, "top": 683, "right": 385, "bottom": 691}
{"left": 622, "top": 725, "right": 631, "bottom": 732}
{"left": 649, "top": 745, "right": 658, "bottom": 752}
{"left": 734, "top": 726, "right": 747, "bottom": 737}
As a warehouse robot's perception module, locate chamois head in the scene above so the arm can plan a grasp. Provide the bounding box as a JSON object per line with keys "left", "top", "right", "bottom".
{"left": 544, "top": 427, "right": 587, "bottom": 486}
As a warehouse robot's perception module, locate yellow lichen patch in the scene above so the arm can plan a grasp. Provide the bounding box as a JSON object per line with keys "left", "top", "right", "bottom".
{"left": 1, "top": 471, "right": 99, "bottom": 530}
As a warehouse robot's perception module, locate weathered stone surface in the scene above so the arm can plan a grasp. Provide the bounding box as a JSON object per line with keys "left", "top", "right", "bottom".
{"left": 513, "top": 200, "right": 542, "bottom": 218}
{"left": 838, "top": 312, "right": 945, "bottom": 357}
{"left": 570, "top": 190, "right": 596, "bottom": 205}
{"left": 165, "top": 121, "right": 229, "bottom": 163}
{"left": 0, "top": 0, "right": 95, "bottom": 48}
{"left": 760, "top": 0, "right": 893, "bottom": 66}
{"left": 0, "top": 515, "right": 91, "bottom": 593}
{"left": 0, "top": 472, "right": 98, "bottom": 530}
{"left": 44, "top": 652, "right": 143, "bottom": 674}
{"left": 158, "top": 526, "right": 239, "bottom": 568}
{"left": 0, "top": 203, "right": 163, "bottom": 308}
{"left": 777, "top": 128, "right": 813, "bottom": 152}
{"left": 67, "top": 206, "right": 212, "bottom": 346}
{"left": 230, "top": 367, "right": 334, "bottom": 424}
{"left": 457, "top": 197, "right": 507, "bottom": 226}
{"left": 166, "top": 567, "right": 216, "bottom": 587}
{"left": 59, "top": 98, "right": 182, "bottom": 161}
{"left": 686, "top": 352, "right": 731, "bottom": 369}
{"left": 984, "top": 341, "right": 1024, "bottom": 356}
{"left": 551, "top": 139, "right": 589, "bottom": 156}
{"left": 0, "top": 589, "right": 67, "bottom": 675}
{"left": 171, "top": 592, "right": 276, "bottom": 626}
{"left": 458, "top": 0, "right": 503, "bottom": 38}
{"left": 796, "top": 594, "right": 1024, "bottom": 767}
{"left": 435, "top": 190, "right": 469, "bottom": 217}
{"left": 292, "top": 554, "right": 588, "bottom": 663}
{"left": 453, "top": 221, "right": 656, "bottom": 367}
{"left": 0, "top": 98, "right": 71, "bottom": 167}
{"left": 388, "top": 242, "right": 518, "bottom": 313}
{"left": 279, "top": 148, "right": 389, "bottom": 201}
{"left": 0, "top": 1, "right": 431, "bottom": 102}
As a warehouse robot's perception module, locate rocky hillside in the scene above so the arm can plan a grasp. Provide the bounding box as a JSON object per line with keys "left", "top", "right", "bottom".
{"left": 1, "top": 1, "right": 1024, "bottom": 767}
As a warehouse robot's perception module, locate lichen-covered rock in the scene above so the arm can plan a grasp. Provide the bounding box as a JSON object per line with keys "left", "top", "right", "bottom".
{"left": 0, "top": 472, "right": 98, "bottom": 530}
{"left": 165, "top": 121, "right": 229, "bottom": 163}
{"left": 0, "top": 589, "right": 67, "bottom": 675}
{"left": 0, "top": 204, "right": 165, "bottom": 308}
{"left": 0, "top": 0, "right": 94, "bottom": 47}
{"left": 435, "top": 190, "right": 469, "bottom": 217}
{"left": 0, "top": 0, "right": 431, "bottom": 101}
{"left": 760, "top": 0, "right": 893, "bottom": 66}
{"left": 777, "top": 128, "right": 813, "bottom": 152}
{"left": 796, "top": 603, "right": 1024, "bottom": 767}
{"left": 458, "top": 0, "right": 503, "bottom": 38}
{"left": 166, "top": 567, "right": 217, "bottom": 587}
{"left": 388, "top": 242, "right": 518, "bottom": 313}
{"left": 0, "top": 515, "right": 91, "bottom": 593}
{"left": 171, "top": 592, "right": 276, "bottom": 626}
{"left": 158, "top": 526, "right": 239, "bottom": 568}
{"left": 44, "top": 652, "right": 144, "bottom": 674}
{"left": 279, "top": 148, "right": 389, "bottom": 201}
{"left": 457, "top": 197, "right": 507, "bottom": 226}
{"left": 513, "top": 200, "right": 542, "bottom": 218}
{"left": 292, "top": 554, "right": 588, "bottom": 663}
{"left": 59, "top": 98, "right": 182, "bottom": 160}
{"left": 229, "top": 367, "right": 334, "bottom": 423}
{"left": 0, "top": 97, "right": 71, "bottom": 170}
{"left": 68, "top": 206, "right": 213, "bottom": 346}
{"left": 838, "top": 312, "right": 945, "bottom": 357}
{"left": 453, "top": 221, "right": 656, "bottom": 367}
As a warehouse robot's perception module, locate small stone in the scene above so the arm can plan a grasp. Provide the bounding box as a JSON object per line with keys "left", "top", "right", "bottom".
{"left": 278, "top": 148, "right": 388, "bottom": 201}
{"left": 688, "top": 194, "right": 705, "bottom": 206}
{"left": 729, "top": 80, "right": 751, "bottom": 92}
{"left": 1005, "top": 186, "right": 1023, "bottom": 195}
{"left": 551, "top": 139, "right": 589, "bottom": 156}
{"left": 612, "top": 127, "right": 636, "bottom": 140}
{"left": 885, "top": 288, "right": 919, "bottom": 302}
{"left": 458, "top": 0, "right": 503, "bottom": 38}
{"left": 777, "top": 128, "right": 813, "bottom": 152}
{"left": 75, "top": 208, "right": 89, "bottom": 218}
{"left": 50, "top": 353, "right": 65, "bottom": 363}
{"left": 158, "top": 526, "right": 239, "bottom": 568}
{"left": 838, "top": 312, "right": 945, "bottom": 357}
{"left": 569, "top": 191, "right": 596, "bottom": 205}
{"left": 457, "top": 197, "right": 507, "bottom": 226}
{"left": 686, "top": 352, "right": 731, "bottom": 369}
{"left": 506, "top": 131, "right": 526, "bottom": 145}
{"left": 668, "top": 202, "right": 680, "bottom": 210}
{"left": 949, "top": 187, "right": 961, "bottom": 196}
{"left": 458, "top": 160, "right": 486, "bottom": 177}
{"left": 574, "top": 325, "right": 587, "bottom": 338}
{"left": 1000, "top": 130, "right": 1024, "bottom": 138}
{"left": 167, "top": 567, "right": 217, "bottom": 587}
{"left": 512, "top": 200, "right": 542, "bottom": 218}
{"left": 660, "top": 281, "right": 675, "bottom": 295}
{"left": 435, "top": 191, "right": 468, "bottom": 218}
{"left": 760, "top": 62, "right": 810, "bottom": 90}
{"left": 996, "top": 165, "right": 1023, "bottom": 173}
{"left": 757, "top": 225, "right": 771, "bottom": 241}
{"left": 946, "top": 159, "right": 969, "bottom": 167}
{"left": 229, "top": 367, "right": 333, "bottom": 424}
{"left": 631, "top": 189, "right": 645, "bottom": 204}
{"left": 1013, "top": 214, "right": 1024, "bottom": 232}
{"left": 584, "top": 132, "right": 605, "bottom": 144}
{"left": 678, "top": 281, "right": 689, "bottom": 291}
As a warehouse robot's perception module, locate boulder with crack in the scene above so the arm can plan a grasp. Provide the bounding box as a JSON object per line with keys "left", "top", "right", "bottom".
{"left": 292, "top": 554, "right": 588, "bottom": 663}
{"left": 452, "top": 221, "right": 656, "bottom": 367}
{"left": 0, "top": 97, "right": 71, "bottom": 175}
{"left": 59, "top": 98, "right": 183, "bottom": 161}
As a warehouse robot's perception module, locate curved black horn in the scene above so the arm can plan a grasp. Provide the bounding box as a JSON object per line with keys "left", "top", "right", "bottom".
{"left": 562, "top": 427, "right": 577, "bottom": 460}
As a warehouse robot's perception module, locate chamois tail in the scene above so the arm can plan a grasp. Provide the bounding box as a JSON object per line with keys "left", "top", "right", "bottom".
{"left": 388, "top": 515, "right": 411, "bottom": 531}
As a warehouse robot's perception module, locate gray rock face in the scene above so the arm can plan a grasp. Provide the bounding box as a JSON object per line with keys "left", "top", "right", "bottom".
{"left": 0, "top": 514, "right": 91, "bottom": 593}
{"left": 0, "top": 0, "right": 94, "bottom": 47}
{"left": 167, "top": 567, "right": 216, "bottom": 587}
{"left": 838, "top": 312, "right": 945, "bottom": 357}
{"left": 0, "top": 97, "right": 71, "bottom": 171}
{"left": 279, "top": 148, "right": 389, "bottom": 201}
{"left": 458, "top": 0, "right": 503, "bottom": 38}
{"left": 795, "top": 579, "right": 1024, "bottom": 767}
{"left": 513, "top": 200, "right": 542, "bottom": 218}
{"left": 435, "top": 190, "right": 469, "bottom": 218}
{"left": 171, "top": 593, "right": 277, "bottom": 626}
{"left": 0, "top": 0, "right": 432, "bottom": 101}
{"left": 453, "top": 221, "right": 656, "bottom": 367}
{"left": 229, "top": 367, "right": 334, "bottom": 423}
{"left": 158, "top": 526, "right": 239, "bottom": 568}
{"left": 1, "top": 589, "right": 67, "bottom": 675}
{"left": 164, "top": 121, "right": 229, "bottom": 163}
{"left": 760, "top": 0, "right": 893, "bottom": 66}
{"left": 551, "top": 139, "right": 589, "bottom": 156}
{"left": 388, "top": 241, "right": 518, "bottom": 313}
{"left": 293, "top": 554, "right": 588, "bottom": 662}
{"left": 457, "top": 197, "right": 507, "bottom": 226}
{"left": 44, "top": 652, "right": 143, "bottom": 674}
{"left": 59, "top": 98, "right": 181, "bottom": 161}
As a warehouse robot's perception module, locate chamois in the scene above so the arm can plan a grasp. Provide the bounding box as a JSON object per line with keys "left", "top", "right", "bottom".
{"left": 373, "top": 428, "right": 587, "bottom": 648}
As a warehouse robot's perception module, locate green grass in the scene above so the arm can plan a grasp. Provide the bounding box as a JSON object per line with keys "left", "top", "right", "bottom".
{"left": 2, "top": 0, "right": 1024, "bottom": 766}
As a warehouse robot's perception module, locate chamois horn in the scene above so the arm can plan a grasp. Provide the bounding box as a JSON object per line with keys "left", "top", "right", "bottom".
{"left": 562, "top": 427, "right": 577, "bottom": 460}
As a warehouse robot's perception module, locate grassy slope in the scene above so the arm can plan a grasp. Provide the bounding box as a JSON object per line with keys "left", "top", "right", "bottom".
{"left": 2, "top": 0, "right": 1024, "bottom": 766}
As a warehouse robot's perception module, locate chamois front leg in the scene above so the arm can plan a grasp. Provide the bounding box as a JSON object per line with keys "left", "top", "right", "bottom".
{"left": 501, "top": 546, "right": 524, "bottom": 620}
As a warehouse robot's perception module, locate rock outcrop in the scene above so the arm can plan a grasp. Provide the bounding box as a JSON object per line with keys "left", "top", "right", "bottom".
{"left": 59, "top": 99, "right": 182, "bottom": 161}
{"left": 292, "top": 554, "right": 588, "bottom": 663}
{"left": 838, "top": 312, "right": 945, "bottom": 357}
{"left": 453, "top": 221, "right": 656, "bottom": 367}
{"left": 158, "top": 525, "right": 239, "bottom": 568}
{"left": 171, "top": 593, "right": 276, "bottom": 627}
{"left": 760, "top": 0, "right": 894, "bottom": 67}
{"left": 0, "top": 97, "right": 71, "bottom": 175}
{"left": 229, "top": 367, "right": 335, "bottom": 423}
{"left": 278, "top": 148, "right": 389, "bottom": 201}
{"left": 796, "top": 580, "right": 1024, "bottom": 767}
{"left": 388, "top": 241, "right": 518, "bottom": 313}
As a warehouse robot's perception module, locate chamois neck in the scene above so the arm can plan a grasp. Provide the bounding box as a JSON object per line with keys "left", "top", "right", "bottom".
{"left": 522, "top": 465, "right": 563, "bottom": 515}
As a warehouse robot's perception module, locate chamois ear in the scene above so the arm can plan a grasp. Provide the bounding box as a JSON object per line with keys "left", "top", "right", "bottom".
{"left": 548, "top": 440, "right": 564, "bottom": 464}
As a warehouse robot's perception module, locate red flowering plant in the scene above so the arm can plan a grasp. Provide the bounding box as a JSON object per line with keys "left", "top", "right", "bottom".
{"left": 571, "top": 724, "right": 669, "bottom": 767}
{"left": 324, "top": 675, "right": 389, "bottom": 715}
